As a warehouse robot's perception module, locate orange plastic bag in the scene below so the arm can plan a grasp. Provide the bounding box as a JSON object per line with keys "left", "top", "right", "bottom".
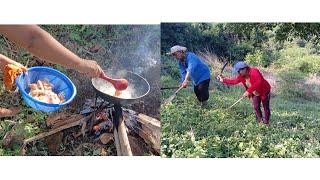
{"left": 3, "top": 64, "right": 24, "bottom": 91}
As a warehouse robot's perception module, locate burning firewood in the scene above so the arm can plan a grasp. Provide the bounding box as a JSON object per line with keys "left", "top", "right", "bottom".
{"left": 99, "top": 133, "right": 114, "bottom": 144}
{"left": 93, "top": 121, "right": 113, "bottom": 133}
{"left": 123, "top": 109, "right": 160, "bottom": 154}
{"left": 23, "top": 114, "right": 92, "bottom": 146}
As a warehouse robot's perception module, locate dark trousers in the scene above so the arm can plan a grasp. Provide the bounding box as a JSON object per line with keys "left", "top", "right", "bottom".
{"left": 252, "top": 93, "right": 271, "bottom": 124}
{"left": 194, "top": 79, "right": 210, "bottom": 102}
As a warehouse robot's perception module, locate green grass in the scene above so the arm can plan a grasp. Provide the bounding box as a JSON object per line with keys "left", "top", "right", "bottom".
{"left": 161, "top": 50, "right": 320, "bottom": 158}
{"left": 0, "top": 103, "right": 48, "bottom": 156}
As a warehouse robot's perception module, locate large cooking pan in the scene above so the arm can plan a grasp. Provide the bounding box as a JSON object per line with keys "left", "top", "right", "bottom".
{"left": 91, "top": 69, "right": 150, "bottom": 106}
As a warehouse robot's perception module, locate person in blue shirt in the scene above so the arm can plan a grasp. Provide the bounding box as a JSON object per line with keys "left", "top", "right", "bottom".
{"left": 167, "top": 45, "right": 211, "bottom": 107}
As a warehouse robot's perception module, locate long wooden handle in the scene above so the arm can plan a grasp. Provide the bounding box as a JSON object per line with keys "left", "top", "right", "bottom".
{"left": 160, "top": 86, "right": 180, "bottom": 90}
{"left": 175, "top": 86, "right": 184, "bottom": 94}
{"left": 225, "top": 96, "right": 244, "bottom": 110}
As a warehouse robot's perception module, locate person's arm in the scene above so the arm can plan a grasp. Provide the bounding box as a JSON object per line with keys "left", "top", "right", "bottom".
{"left": 222, "top": 75, "right": 242, "bottom": 85}
{"left": 185, "top": 58, "right": 194, "bottom": 81}
{"left": 181, "top": 71, "right": 190, "bottom": 87}
{"left": 179, "top": 63, "right": 187, "bottom": 83}
{"left": 181, "top": 54, "right": 197, "bottom": 87}
{"left": 0, "top": 54, "right": 27, "bottom": 71}
{"left": 0, "top": 25, "right": 102, "bottom": 78}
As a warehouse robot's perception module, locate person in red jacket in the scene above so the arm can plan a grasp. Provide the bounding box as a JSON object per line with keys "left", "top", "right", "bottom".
{"left": 218, "top": 61, "right": 271, "bottom": 125}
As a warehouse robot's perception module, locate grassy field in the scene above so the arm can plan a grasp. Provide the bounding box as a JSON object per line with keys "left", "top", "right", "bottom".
{"left": 161, "top": 46, "right": 320, "bottom": 158}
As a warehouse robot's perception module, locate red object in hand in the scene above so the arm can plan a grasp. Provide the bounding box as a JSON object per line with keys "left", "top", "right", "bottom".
{"left": 99, "top": 73, "right": 129, "bottom": 91}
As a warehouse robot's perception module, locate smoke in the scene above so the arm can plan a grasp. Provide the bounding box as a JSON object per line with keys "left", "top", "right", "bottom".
{"left": 133, "top": 26, "right": 159, "bottom": 74}
{"left": 104, "top": 25, "right": 161, "bottom": 117}
{"left": 107, "top": 25, "right": 160, "bottom": 77}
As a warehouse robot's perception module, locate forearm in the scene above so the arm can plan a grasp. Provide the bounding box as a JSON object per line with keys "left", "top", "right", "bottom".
{"left": 180, "top": 72, "right": 186, "bottom": 83}
{"left": 0, "top": 25, "right": 82, "bottom": 69}
{"left": 223, "top": 78, "right": 241, "bottom": 85}
{"left": 184, "top": 71, "right": 190, "bottom": 81}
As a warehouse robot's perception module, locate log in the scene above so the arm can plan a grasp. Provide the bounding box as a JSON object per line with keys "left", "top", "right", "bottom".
{"left": 99, "top": 133, "right": 113, "bottom": 144}
{"left": 123, "top": 109, "right": 160, "bottom": 154}
{"left": 46, "top": 112, "right": 84, "bottom": 129}
{"left": 23, "top": 114, "right": 92, "bottom": 145}
{"left": 2, "top": 124, "right": 17, "bottom": 147}
{"left": 52, "top": 115, "right": 83, "bottom": 129}
{"left": 112, "top": 105, "right": 132, "bottom": 156}
{"left": 117, "top": 118, "right": 132, "bottom": 156}
{"left": 113, "top": 128, "right": 122, "bottom": 156}
{"left": 128, "top": 136, "right": 152, "bottom": 155}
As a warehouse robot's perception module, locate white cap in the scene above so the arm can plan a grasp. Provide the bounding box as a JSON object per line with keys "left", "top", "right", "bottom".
{"left": 166, "top": 45, "right": 187, "bottom": 55}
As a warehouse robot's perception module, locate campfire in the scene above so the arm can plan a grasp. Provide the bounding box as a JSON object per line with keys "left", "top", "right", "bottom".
{"left": 22, "top": 70, "right": 160, "bottom": 156}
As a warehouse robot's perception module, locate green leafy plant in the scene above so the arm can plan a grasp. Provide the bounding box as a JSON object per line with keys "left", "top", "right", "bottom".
{"left": 161, "top": 52, "right": 320, "bottom": 158}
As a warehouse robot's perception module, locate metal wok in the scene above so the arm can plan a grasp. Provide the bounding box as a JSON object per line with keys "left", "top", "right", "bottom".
{"left": 91, "top": 69, "right": 150, "bottom": 106}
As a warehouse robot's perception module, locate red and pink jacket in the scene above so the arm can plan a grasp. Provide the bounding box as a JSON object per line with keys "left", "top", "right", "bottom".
{"left": 222, "top": 67, "right": 271, "bottom": 101}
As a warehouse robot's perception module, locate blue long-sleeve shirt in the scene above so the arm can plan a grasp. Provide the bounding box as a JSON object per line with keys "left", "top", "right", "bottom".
{"left": 178, "top": 52, "right": 211, "bottom": 85}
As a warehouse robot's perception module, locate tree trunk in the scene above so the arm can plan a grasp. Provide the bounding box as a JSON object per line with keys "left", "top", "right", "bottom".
{"left": 123, "top": 109, "right": 160, "bottom": 154}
